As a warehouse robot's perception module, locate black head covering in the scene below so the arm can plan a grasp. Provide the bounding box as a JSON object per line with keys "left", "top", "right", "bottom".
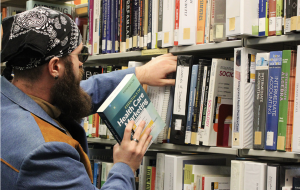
{"left": 1, "top": 6, "right": 82, "bottom": 72}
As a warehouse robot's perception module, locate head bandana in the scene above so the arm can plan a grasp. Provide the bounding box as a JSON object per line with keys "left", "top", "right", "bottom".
{"left": 1, "top": 6, "right": 82, "bottom": 70}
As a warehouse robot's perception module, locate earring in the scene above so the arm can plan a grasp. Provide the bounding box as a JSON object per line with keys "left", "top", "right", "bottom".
{"left": 54, "top": 75, "right": 59, "bottom": 80}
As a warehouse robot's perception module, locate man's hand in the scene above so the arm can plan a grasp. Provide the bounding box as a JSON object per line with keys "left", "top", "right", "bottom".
{"left": 113, "top": 120, "right": 152, "bottom": 174}
{"left": 135, "top": 53, "right": 177, "bottom": 86}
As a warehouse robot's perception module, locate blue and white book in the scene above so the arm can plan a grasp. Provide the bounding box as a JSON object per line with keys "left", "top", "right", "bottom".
{"left": 265, "top": 51, "right": 282, "bottom": 150}
{"left": 185, "top": 65, "right": 199, "bottom": 144}
{"left": 102, "top": 0, "right": 108, "bottom": 54}
{"left": 106, "top": 0, "right": 112, "bottom": 53}
{"left": 258, "top": 0, "right": 269, "bottom": 36}
{"left": 97, "top": 74, "right": 166, "bottom": 145}
{"left": 111, "top": 0, "right": 116, "bottom": 53}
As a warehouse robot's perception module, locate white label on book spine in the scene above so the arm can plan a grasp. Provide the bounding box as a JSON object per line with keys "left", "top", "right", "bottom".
{"left": 144, "top": 35, "right": 148, "bottom": 47}
{"left": 174, "top": 29, "right": 179, "bottom": 42}
{"left": 185, "top": 131, "right": 191, "bottom": 144}
{"left": 267, "top": 166, "right": 277, "bottom": 190}
{"left": 285, "top": 18, "right": 291, "bottom": 33}
{"left": 174, "top": 66, "right": 190, "bottom": 115}
{"left": 140, "top": 37, "right": 144, "bottom": 48}
{"left": 175, "top": 119, "right": 182, "bottom": 130}
{"left": 102, "top": 40, "right": 106, "bottom": 50}
{"left": 276, "top": 17, "right": 282, "bottom": 32}
{"left": 259, "top": 18, "right": 266, "bottom": 32}
{"left": 158, "top": 32, "right": 162, "bottom": 41}
{"left": 129, "top": 37, "right": 133, "bottom": 49}
{"left": 107, "top": 40, "right": 112, "bottom": 50}
{"left": 266, "top": 131, "right": 274, "bottom": 146}
{"left": 147, "top": 33, "right": 151, "bottom": 43}
{"left": 250, "top": 56, "right": 256, "bottom": 83}
{"left": 99, "top": 124, "right": 107, "bottom": 135}
{"left": 269, "top": 17, "right": 276, "bottom": 32}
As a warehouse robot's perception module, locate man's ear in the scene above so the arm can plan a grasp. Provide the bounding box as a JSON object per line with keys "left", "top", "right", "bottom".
{"left": 48, "top": 57, "right": 64, "bottom": 79}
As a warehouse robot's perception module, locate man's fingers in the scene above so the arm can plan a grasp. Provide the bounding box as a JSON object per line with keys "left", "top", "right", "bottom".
{"left": 136, "top": 127, "right": 151, "bottom": 152}
{"left": 132, "top": 120, "right": 146, "bottom": 140}
{"left": 123, "top": 121, "right": 135, "bottom": 143}
{"left": 142, "top": 135, "right": 153, "bottom": 153}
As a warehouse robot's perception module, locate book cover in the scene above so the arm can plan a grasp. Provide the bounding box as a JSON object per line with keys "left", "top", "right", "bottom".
{"left": 292, "top": 45, "right": 300, "bottom": 153}
{"left": 203, "top": 59, "right": 234, "bottom": 146}
{"left": 232, "top": 48, "right": 263, "bottom": 149}
{"left": 191, "top": 59, "right": 211, "bottom": 145}
{"left": 196, "top": 0, "right": 207, "bottom": 44}
{"left": 213, "top": 0, "right": 226, "bottom": 42}
{"left": 178, "top": 0, "right": 198, "bottom": 45}
{"left": 265, "top": 51, "right": 282, "bottom": 151}
{"left": 97, "top": 74, "right": 165, "bottom": 144}
{"left": 199, "top": 65, "right": 212, "bottom": 144}
{"left": 161, "top": 0, "right": 175, "bottom": 47}
{"left": 277, "top": 50, "right": 293, "bottom": 151}
{"left": 259, "top": 0, "right": 269, "bottom": 36}
{"left": 253, "top": 52, "right": 269, "bottom": 150}
{"left": 276, "top": 0, "right": 283, "bottom": 35}
{"left": 157, "top": 0, "right": 163, "bottom": 48}
{"left": 269, "top": 0, "right": 276, "bottom": 36}
{"left": 170, "top": 55, "right": 198, "bottom": 145}
{"left": 185, "top": 65, "right": 199, "bottom": 144}
{"left": 285, "top": 50, "right": 297, "bottom": 152}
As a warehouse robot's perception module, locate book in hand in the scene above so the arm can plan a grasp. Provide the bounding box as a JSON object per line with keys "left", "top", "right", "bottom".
{"left": 97, "top": 74, "right": 166, "bottom": 145}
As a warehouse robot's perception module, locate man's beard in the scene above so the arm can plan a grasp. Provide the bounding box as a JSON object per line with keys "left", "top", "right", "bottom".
{"left": 51, "top": 58, "right": 92, "bottom": 123}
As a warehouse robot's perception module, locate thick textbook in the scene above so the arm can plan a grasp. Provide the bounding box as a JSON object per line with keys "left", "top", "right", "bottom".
{"left": 170, "top": 55, "right": 198, "bottom": 145}
{"left": 97, "top": 74, "right": 165, "bottom": 144}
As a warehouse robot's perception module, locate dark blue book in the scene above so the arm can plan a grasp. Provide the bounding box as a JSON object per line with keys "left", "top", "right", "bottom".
{"left": 102, "top": 0, "right": 108, "bottom": 54}
{"left": 115, "top": 0, "right": 120, "bottom": 52}
{"left": 265, "top": 51, "right": 282, "bottom": 150}
{"left": 111, "top": 0, "right": 116, "bottom": 53}
{"left": 125, "top": 0, "right": 133, "bottom": 51}
{"left": 106, "top": 0, "right": 112, "bottom": 53}
{"left": 147, "top": 0, "right": 152, "bottom": 49}
{"left": 259, "top": 0, "right": 268, "bottom": 36}
{"left": 132, "top": 0, "right": 139, "bottom": 50}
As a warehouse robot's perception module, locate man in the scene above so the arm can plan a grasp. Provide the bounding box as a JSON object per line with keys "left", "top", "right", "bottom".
{"left": 1, "top": 7, "right": 177, "bottom": 190}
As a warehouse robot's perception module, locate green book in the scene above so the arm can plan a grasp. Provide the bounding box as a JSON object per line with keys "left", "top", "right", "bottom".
{"left": 276, "top": 0, "right": 283, "bottom": 35}
{"left": 146, "top": 166, "right": 152, "bottom": 190}
{"left": 277, "top": 50, "right": 292, "bottom": 151}
{"left": 88, "top": 114, "right": 93, "bottom": 138}
{"left": 97, "top": 74, "right": 165, "bottom": 144}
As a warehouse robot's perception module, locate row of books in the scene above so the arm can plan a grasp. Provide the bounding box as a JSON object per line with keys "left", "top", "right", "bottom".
{"left": 90, "top": 159, "right": 114, "bottom": 188}
{"left": 84, "top": 0, "right": 300, "bottom": 56}
{"left": 138, "top": 153, "right": 300, "bottom": 190}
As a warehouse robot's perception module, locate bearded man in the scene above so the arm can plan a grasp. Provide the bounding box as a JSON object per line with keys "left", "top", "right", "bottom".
{"left": 1, "top": 7, "right": 176, "bottom": 190}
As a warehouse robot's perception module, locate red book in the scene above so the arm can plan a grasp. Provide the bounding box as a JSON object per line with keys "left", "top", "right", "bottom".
{"left": 151, "top": 167, "right": 156, "bottom": 190}
{"left": 268, "top": 0, "right": 276, "bottom": 36}
{"left": 174, "top": 0, "right": 180, "bottom": 46}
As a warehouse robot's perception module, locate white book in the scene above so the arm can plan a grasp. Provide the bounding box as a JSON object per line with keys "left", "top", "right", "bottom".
{"left": 197, "top": 66, "right": 208, "bottom": 144}
{"left": 226, "top": 0, "right": 259, "bottom": 37}
{"left": 155, "top": 153, "right": 165, "bottom": 190}
{"left": 139, "top": 156, "right": 156, "bottom": 190}
{"left": 204, "top": 0, "right": 211, "bottom": 43}
{"left": 230, "top": 160, "right": 250, "bottom": 190}
{"left": 101, "top": 162, "right": 114, "bottom": 184}
{"left": 202, "top": 59, "right": 234, "bottom": 146}
{"left": 244, "top": 162, "right": 267, "bottom": 190}
{"left": 292, "top": 45, "right": 300, "bottom": 153}
{"left": 184, "top": 165, "right": 230, "bottom": 190}
{"left": 152, "top": 0, "right": 159, "bottom": 49}
{"left": 267, "top": 165, "right": 278, "bottom": 190}
{"left": 93, "top": 0, "right": 101, "bottom": 55}
{"left": 232, "top": 48, "right": 263, "bottom": 149}
{"left": 162, "top": 0, "right": 175, "bottom": 47}
{"left": 202, "top": 176, "right": 230, "bottom": 190}
{"left": 128, "top": 61, "right": 144, "bottom": 68}
{"left": 178, "top": 0, "right": 198, "bottom": 45}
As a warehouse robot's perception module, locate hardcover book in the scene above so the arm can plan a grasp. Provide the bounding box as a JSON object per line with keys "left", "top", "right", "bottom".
{"left": 258, "top": 0, "right": 269, "bottom": 36}
{"left": 253, "top": 52, "right": 269, "bottom": 150}
{"left": 156, "top": 0, "right": 163, "bottom": 48}
{"left": 232, "top": 48, "right": 263, "bottom": 149}
{"left": 243, "top": 162, "right": 267, "bottom": 190}
{"left": 97, "top": 74, "right": 165, "bottom": 144}
{"left": 269, "top": 0, "right": 276, "bottom": 36}
{"left": 162, "top": 0, "right": 175, "bottom": 47}
{"left": 196, "top": 0, "right": 207, "bottom": 44}
{"left": 213, "top": 0, "right": 226, "bottom": 42}
{"left": 265, "top": 51, "right": 282, "bottom": 151}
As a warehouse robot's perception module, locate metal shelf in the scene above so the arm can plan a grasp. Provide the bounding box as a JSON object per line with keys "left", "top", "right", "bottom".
{"left": 239, "top": 149, "right": 300, "bottom": 160}
{"left": 246, "top": 33, "right": 300, "bottom": 46}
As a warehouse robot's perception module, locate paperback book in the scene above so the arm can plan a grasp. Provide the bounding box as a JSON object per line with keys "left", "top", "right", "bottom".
{"left": 97, "top": 74, "right": 165, "bottom": 144}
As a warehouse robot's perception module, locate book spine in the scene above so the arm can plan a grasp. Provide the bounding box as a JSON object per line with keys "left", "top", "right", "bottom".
{"left": 139, "top": 0, "right": 144, "bottom": 49}
{"left": 286, "top": 50, "right": 297, "bottom": 152}
{"left": 196, "top": 0, "right": 207, "bottom": 44}
{"left": 292, "top": 45, "right": 300, "bottom": 152}
{"left": 209, "top": 0, "right": 215, "bottom": 43}
{"left": 121, "top": 0, "right": 127, "bottom": 52}
{"left": 147, "top": 0, "right": 152, "bottom": 49}
{"left": 98, "top": 112, "right": 122, "bottom": 143}
{"left": 204, "top": 0, "right": 211, "bottom": 43}
{"left": 253, "top": 67, "right": 268, "bottom": 150}
{"left": 191, "top": 63, "right": 206, "bottom": 145}
{"left": 93, "top": 162, "right": 98, "bottom": 186}
{"left": 133, "top": 0, "right": 139, "bottom": 50}
{"left": 185, "top": 65, "right": 199, "bottom": 144}
{"left": 259, "top": 0, "right": 268, "bottom": 36}
{"left": 115, "top": 0, "right": 120, "bottom": 52}
{"left": 285, "top": 0, "right": 291, "bottom": 34}
{"left": 269, "top": 0, "right": 276, "bottom": 36}
{"left": 106, "top": 0, "right": 112, "bottom": 53}
{"left": 89, "top": 0, "right": 94, "bottom": 54}
{"left": 212, "top": 0, "right": 226, "bottom": 42}
{"left": 111, "top": 0, "right": 116, "bottom": 53}
{"left": 199, "top": 66, "right": 211, "bottom": 143}
{"left": 157, "top": 0, "right": 163, "bottom": 48}
{"left": 98, "top": 0, "right": 103, "bottom": 53}
{"left": 290, "top": 0, "right": 297, "bottom": 31}
{"left": 125, "top": 0, "right": 133, "bottom": 51}
{"left": 170, "top": 55, "right": 195, "bottom": 145}
{"left": 93, "top": 0, "right": 100, "bottom": 55}
{"left": 151, "top": 167, "right": 156, "bottom": 190}
{"left": 298, "top": 0, "right": 300, "bottom": 31}
{"left": 146, "top": 166, "right": 152, "bottom": 190}
{"left": 143, "top": 0, "right": 149, "bottom": 49}
{"left": 265, "top": 51, "right": 282, "bottom": 151}
{"left": 151, "top": 0, "right": 158, "bottom": 49}
{"left": 174, "top": 0, "right": 180, "bottom": 46}
{"left": 102, "top": 0, "right": 107, "bottom": 54}
{"left": 276, "top": 0, "right": 283, "bottom": 35}
{"left": 277, "top": 50, "right": 291, "bottom": 151}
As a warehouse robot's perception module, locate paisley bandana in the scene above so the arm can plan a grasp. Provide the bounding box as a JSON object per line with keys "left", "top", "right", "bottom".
{"left": 1, "top": 6, "right": 82, "bottom": 70}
